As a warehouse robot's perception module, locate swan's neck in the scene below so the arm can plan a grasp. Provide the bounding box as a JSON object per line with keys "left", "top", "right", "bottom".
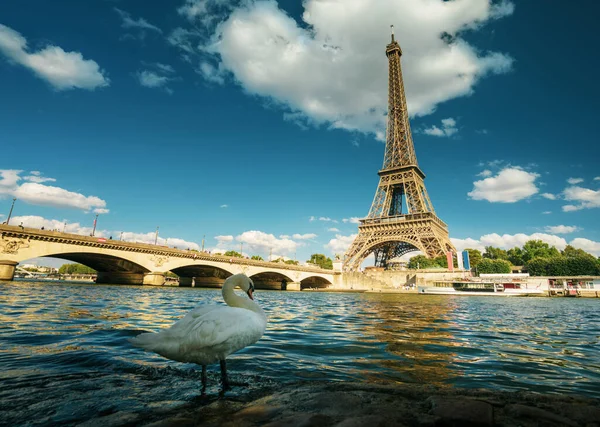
{"left": 222, "top": 282, "right": 265, "bottom": 318}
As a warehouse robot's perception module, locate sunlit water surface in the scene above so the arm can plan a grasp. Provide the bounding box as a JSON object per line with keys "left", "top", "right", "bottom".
{"left": 1, "top": 281, "right": 599, "bottom": 425}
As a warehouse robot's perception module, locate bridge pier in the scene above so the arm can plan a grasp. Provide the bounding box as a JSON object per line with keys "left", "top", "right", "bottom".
{"left": 0, "top": 260, "right": 18, "bottom": 281}
{"left": 143, "top": 272, "right": 166, "bottom": 286}
{"left": 287, "top": 282, "right": 301, "bottom": 291}
{"left": 178, "top": 277, "right": 194, "bottom": 287}
{"left": 193, "top": 277, "right": 223, "bottom": 288}
{"left": 96, "top": 271, "right": 144, "bottom": 285}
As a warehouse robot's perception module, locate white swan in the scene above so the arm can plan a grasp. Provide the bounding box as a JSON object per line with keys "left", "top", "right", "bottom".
{"left": 130, "top": 273, "right": 267, "bottom": 395}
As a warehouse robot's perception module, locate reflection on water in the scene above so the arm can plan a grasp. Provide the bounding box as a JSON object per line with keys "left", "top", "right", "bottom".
{"left": 0, "top": 281, "right": 599, "bottom": 425}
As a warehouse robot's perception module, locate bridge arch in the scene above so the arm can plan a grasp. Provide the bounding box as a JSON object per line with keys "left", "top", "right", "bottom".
{"left": 248, "top": 271, "right": 294, "bottom": 290}
{"left": 300, "top": 275, "right": 333, "bottom": 290}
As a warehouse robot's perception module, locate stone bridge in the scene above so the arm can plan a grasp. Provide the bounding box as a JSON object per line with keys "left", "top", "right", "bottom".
{"left": 0, "top": 225, "right": 340, "bottom": 290}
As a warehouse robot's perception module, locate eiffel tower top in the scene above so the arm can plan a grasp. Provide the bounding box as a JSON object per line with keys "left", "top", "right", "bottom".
{"left": 382, "top": 26, "right": 421, "bottom": 176}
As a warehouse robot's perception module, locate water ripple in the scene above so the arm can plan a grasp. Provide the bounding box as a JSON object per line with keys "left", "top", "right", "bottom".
{"left": 1, "top": 281, "right": 599, "bottom": 425}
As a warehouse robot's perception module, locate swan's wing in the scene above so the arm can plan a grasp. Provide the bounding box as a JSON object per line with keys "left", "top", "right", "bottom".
{"left": 131, "top": 305, "right": 266, "bottom": 364}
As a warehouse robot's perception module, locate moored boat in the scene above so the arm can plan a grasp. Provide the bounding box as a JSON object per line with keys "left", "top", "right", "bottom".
{"left": 418, "top": 280, "right": 544, "bottom": 297}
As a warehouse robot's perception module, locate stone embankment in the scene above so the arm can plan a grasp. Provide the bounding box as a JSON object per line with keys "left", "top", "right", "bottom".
{"left": 102, "top": 381, "right": 600, "bottom": 427}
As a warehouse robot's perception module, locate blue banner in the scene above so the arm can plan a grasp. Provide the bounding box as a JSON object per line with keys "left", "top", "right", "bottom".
{"left": 462, "top": 250, "right": 471, "bottom": 270}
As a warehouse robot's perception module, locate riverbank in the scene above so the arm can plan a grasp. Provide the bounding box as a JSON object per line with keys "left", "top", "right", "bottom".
{"left": 86, "top": 381, "right": 600, "bottom": 427}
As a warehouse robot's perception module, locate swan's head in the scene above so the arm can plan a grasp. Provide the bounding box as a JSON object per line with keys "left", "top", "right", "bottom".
{"left": 226, "top": 274, "right": 255, "bottom": 300}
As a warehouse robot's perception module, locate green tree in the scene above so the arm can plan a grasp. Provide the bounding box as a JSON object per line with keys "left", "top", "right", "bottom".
{"left": 525, "top": 257, "right": 550, "bottom": 276}
{"left": 284, "top": 259, "right": 299, "bottom": 265}
{"left": 59, "top": 263, "right": 96, "bottom": 274}
{"left": 477, "top": 259, "right": 511, "bottom": 274}
{"left": 433, "top": 255, "right": 450, "bottom": 268}
{"left": 566, "top": 254, "right": 600, "bottom": 275}
{"left": 465, "top": 249, "right": 483, "bottom": 270}
{"left": 251, "top": 255, "right": 264, "bottom": 261}
{"left": 561, "top": 245, "right": 589, "bottom": 258}
{"left": 408, "top": 255, "right": 439, "bottom": 269}
{"left": 507, "top": 247, "right": 524, "bottom": 266}
{"left": 224, "top": 250, "right": 243, "bottom": 258}
{"left": 545, "top": 255, "right": 571, "bottom": 276}
{"left": 308, "top": 254, "right": 333, "bottom": 270}
{"left": 522, "top": 240, "right": 560, "bottom": 263}
{"left": 483, "top": 246, "right": 508, "bottom": 260}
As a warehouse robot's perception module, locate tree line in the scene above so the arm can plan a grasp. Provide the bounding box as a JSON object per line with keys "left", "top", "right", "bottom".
{"left": 408, "top": 240, "right": 600, "bottom": 276}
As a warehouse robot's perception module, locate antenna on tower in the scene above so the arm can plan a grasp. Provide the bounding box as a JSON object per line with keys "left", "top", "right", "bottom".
{"left": 390, "top": 24, "right": 395, "bottom": 42}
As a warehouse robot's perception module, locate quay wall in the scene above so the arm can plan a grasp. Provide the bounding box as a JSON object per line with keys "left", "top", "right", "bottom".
{"left": 338, "top": 271, "right": 600, "bottom": 298}
{"left": 340, "top": 269, "right": 472, "bottom": 291}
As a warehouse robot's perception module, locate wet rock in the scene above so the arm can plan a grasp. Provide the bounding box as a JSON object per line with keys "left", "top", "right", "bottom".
{"left": 135, "top": 381, "right": 600, "bottom": 427}
{"left": 76, "top": 411, "right": 141, "bottom": 427}
{"left": 506, "top": 404, "right": 578, "bottom": 427}
{"left": 333, "top": 415, "right": 396, "bottom": 427}
{"left": 560, "top": 403, "right": 600, "bottom": 425}
{"left": 262, "top": 413, "right": 334, "bottom": 427}
{"left": 427, "top": 396, "right": 494, "bottom": 427}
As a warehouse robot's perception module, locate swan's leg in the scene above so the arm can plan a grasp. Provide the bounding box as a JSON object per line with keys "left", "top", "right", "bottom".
{"left": 219, "top": 359, "right": 231, "bottom": 392}
{"left": 201, "top": 364, "right": 207, "bottom": 396}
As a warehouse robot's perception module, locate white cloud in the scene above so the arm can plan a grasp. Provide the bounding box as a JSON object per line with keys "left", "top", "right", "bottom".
{"left": 328, "top": 227, "right": 340, "bottom": 232}
{"left": 122, "top": 231, "right": 199, "bottom": 250}
{"left": 0, "top": 169, "right": 22, "bottom": 188}
{"left": 567, "top": 177, "right": 583, "bottom": 185}
{"left": 477, "top": 169, "right": 492, "bottom": 177}
{"left": 10, "top": 218, "right": 201, "bottom": 250}
{"left": 594, "top": 177, "right": 600, "bottom": 181}
{"left": 236, "top": 230, "right": 298, "bottom": 255}
{"left": 220, "top": 204, "right": 228, "bottom": 208}
{"left": 569, "top": 238, "right": 600, "bottom": 257}
{"left": 562, "top": 186, "right": 600, "bottom": 212}
{"left": 114, "top": 8, "right": 162, "bottom": 34}
{"left": 326, "top": 234, "right": 357, "bottom": 254}
{"left": 542, "top": 211, "right": 552, "bottom": 215}
{"left": 198, "top": 61, "right": 225, "bottom": 84}
{"left": 544, "top": 225, "right": 581, "bottom": 234}
{"left": 292, "top": 233, "right": 317, "bottom": 240}
{"left": 480, "top": 233, "right": 568, "bottom": 251}
{"left": 342, "top": 217, "right": 361, "bottom": 224}
{"left": 0, "top": 169, "right": 108, "bottom": 213}
{"left": 450, "top": 237, "right": 485, "bottom": 252}
{"left": 9, "top": 215, "right": 95, "bottom": 235}
{"left": 137, "top": 70, "right": 173, "bottom": 92}
{"left": 22, "top": 173, "right": 56, "bottom": 184}
{"left": 200, "top": 0, "right": 513, "bottom": 136}
{"left": 215, "top": 235, "right": 234, "bottom": 243}
{"left": 541, "top": 193, "right": 556, "bottom": 200}
{"left": 468, "top": 167, "right": 539, "bottom": 203}
{"left": 0, "top": 24, "right": 109, "bottom": 90}
{"left": 423, "top": 117, "right": 458, "bottom": 137}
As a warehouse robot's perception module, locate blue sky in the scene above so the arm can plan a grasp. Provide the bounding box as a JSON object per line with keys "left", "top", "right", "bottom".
{"left": 1, "top": 0, "right": 599, "bottom": 267}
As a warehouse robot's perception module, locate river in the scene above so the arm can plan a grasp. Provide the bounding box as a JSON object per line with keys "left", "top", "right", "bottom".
{"left": 1, "top": 280, "right": 599, "bottom": 425}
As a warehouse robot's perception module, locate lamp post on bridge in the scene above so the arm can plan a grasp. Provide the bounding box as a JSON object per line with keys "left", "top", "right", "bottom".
{"left": 240, "top": 242, "right": 243, "bottom": 257}
{"left": 6, "top": 197, "right": 16, "bottom": 225}
{"left": 154, "top": 226, "right": 159, "bottom": 245}
{"left": 120, "top": 231, "right": 123, "bottom": 241}
{"left": 91, "top": 214, "right": 99, "bottom": 237}
{"left": 201, "top": 235, "right": 205, "bottom": 252}
{"left": 63, "top": 221, "right": 67, "bottom": 233}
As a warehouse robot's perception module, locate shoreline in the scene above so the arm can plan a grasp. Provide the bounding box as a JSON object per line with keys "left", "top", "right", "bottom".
{"left": 93, "top": 381, "right": 600, "bottom": 427}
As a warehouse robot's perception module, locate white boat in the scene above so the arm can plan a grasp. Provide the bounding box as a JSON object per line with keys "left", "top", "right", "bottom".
{"left": 418, "top": 280, "right": 544, "bottom": 297}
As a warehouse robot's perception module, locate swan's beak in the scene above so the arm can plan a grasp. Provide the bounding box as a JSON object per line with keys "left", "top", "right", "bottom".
{"left": 247, "top": 288, "right": 254, "bottom": 300}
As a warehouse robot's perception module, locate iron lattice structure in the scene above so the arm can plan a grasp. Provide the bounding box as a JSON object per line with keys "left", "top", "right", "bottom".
{"left": 343, "top": 31, "right": 455, "bottom": 272}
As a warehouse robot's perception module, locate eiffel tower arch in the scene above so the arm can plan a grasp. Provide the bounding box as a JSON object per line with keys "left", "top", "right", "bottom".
{"left": 343, "top": 28, "right": 455, "bottom": 272}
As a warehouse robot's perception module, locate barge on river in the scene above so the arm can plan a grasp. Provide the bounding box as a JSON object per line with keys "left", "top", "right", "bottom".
{"left": 418, "top": 280, "right": 544, "bottom": 297}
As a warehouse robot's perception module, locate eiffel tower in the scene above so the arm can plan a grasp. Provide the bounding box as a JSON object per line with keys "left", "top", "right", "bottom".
{"left": 343, "top": 28, "right": 455, "bottom": 272}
